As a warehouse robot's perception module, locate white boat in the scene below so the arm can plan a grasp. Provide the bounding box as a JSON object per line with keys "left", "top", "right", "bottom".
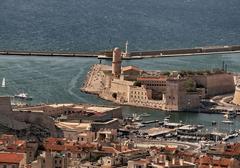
{"left": 14, "top": 93, "right": 33, "bottom": 100}
{"left": 140, "top": 113, "right": 150, "bottom": 117}
{"left": 1, "top": 78, "right": 5, "bottom": 88}
{"left": 221, "top": 120, "right": 234, "bottom": 124}
{"left": 163, "top": 118, "right": 169, "bottom": 123}
{"left": 164, "top": 115, "right": 171, "bottom": 120}
{"left": 132, "top": 113, "right": 142, "bottom": 122}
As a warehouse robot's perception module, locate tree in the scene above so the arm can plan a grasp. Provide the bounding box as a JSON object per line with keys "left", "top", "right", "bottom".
{"left": 185, "top": 79, "right": 196, "bottom": 92}
{"left": 133, "top": 81, "right": 141, "bottom": 87}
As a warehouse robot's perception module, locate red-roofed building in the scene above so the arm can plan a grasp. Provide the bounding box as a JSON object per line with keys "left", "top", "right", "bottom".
{"left": 196, "top": 155, "right": 240, "bottom": 168}
{"left": 0, "top": 134, "right": 38, "bottom": 164}
{"left": 0, "top": 152, "right": 26, "bottom": 168}
{"left": 137, "top": 76, "right": 167, "bottom": 100}
{"left": 207, "top": 143, "right": 240, "bottom": 159}
{"left": 121, "top": 66, "right": 143, "bottom": 81}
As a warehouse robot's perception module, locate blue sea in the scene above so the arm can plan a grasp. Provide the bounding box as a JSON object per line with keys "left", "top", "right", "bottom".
{"left": 0, "top": 0, "right": 240, "bottom": 51}
{"left": 0, "top": 0, "right": 240, "bottom": 135}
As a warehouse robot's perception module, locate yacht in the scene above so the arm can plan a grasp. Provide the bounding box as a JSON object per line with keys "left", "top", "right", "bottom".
{"left": 1, "top": 78, "right": 5, "bottom": 88}
{"left": 14, "top": 93, "right": 33, "bottom": 101}
{"left": 224, "top": 110, "right": 237, "bottom": 119}
{"left": 221, "top": 120, "right": 234, "bottom": 124}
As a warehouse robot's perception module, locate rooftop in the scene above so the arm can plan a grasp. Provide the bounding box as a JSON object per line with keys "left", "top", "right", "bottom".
{"left": 0, "top": 153, "right": 24, "bottom": 164}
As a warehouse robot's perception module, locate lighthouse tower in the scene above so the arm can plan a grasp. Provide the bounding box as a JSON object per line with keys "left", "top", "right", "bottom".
{"left": 112, "top": 47, "right": 122, "bottom": 77}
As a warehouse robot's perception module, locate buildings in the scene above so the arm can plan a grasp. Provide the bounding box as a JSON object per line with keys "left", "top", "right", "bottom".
{"left": 232, "top": 85, "right": 240, "bottom": 105}
{"left": 164, "top": 78, "right": 200, "bottom": 111}
{"left": 16, "top": 103, "right": 122, "bottom": 122}
{"left": 0, "top": 131, "right": 240, "bottom": 167}
{"left": 83, "top": 47, "right": 235, "bottom": 111}
{"left": 0, "top": 153, "right": 26, "bottom": 168}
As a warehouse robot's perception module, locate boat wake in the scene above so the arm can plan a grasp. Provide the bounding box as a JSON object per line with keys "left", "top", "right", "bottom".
{"left": 67, "top": 68, "right": 85, "bottom": 101}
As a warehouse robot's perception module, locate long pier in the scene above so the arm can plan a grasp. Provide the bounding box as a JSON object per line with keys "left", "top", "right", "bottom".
{"left": 0, "top": 44, "right": 240, "bottom": 59}
{"left": 0, "top": 50, "right": 99, "bottom": 57}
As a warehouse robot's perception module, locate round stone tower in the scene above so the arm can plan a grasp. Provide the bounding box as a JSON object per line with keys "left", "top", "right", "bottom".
{"left": 233, "top": 85, "right": 240, "bottom": 105}
{"left": 112, "top": 47, "right": 122, "bottom": 77}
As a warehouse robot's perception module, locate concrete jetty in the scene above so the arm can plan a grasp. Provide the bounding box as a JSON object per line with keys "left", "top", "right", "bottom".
{"left": 100, "top": 44, "right": 240, "bottom": 59}
{"left": 0, "top": 50, "right": 99, "bottom": 57}
{"left": 0, "top": 44, "right": 240, "bottom": 59}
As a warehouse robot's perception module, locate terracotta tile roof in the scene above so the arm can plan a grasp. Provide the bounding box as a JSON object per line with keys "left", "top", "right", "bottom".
{"left": 44, "top": 137, "right": 97, "bottom": 152}
{"left": 196, "top": 155, "right": 237, "bottom": 168}
{"left": 0, "top": 153, "right": 24, "bottom": 164}
{"left": 132, "top": 159, "right": 150, "bottom": 165}
{"left": 122, "top": 66, "right": 142, "bottom": 72}
{"left": 15, "top": 140, "right": 26, "bottom": 146}
{"left": 101, "top": 146, "right": 119, "bottom": 154}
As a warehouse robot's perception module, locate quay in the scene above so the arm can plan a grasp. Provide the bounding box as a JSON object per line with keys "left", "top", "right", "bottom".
{"left": 0, "top": 44, "right": 240, "bottom": 59}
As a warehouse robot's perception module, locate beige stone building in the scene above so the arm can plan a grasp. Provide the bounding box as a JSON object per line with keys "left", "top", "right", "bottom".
{"left": 83, "top": 48, "right": 237, "bottom": 111}
{"left": 165, "top": 78, "right": 200, "bottom": 111}
{"left": 137, "top": 76, "right": 167, "bottom": 100}
{"left": 232, "top": 85, "right": 240, "bottom": 105}
{"left": 191, "top": 73, "right": 235, "bottom": 98}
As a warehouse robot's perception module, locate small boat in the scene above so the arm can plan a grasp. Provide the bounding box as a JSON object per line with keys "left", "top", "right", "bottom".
{"left": 14, "top": 93, "right": 33, "bottom": 101}
{"left": 140, "top": 113, "right": 150, "bottom": 117}
{"left": 197, "top": 125, "right": 204, "bottom": 129}
{"left": 163, "top": 118, "right": 169, "bottom": 123}
{"left": 134, "top": 122, "right": 145, "bottom": 129}
{"left": 221, "top": 120, "right": 234, "bottom": 124}
{"left": 1, "top": 78, "right": 5, "bottom": 88}
{"left": 212, "top": 121, "right": 217, "bottom": 126}
{"left": 224, "top": 110, "right": 237, "bottom": 119}
{"left": 142, "top": 120, "right": 159, "bottom": 124}
{"left": 164, "top": 115, "right": 171, "bottom": 120}
{"left": 132, "top": 113, "right": 142, "bottom": 122}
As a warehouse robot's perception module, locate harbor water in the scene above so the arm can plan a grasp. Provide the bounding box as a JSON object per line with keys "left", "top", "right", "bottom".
{"left": 0, "top": 0, "right": 240, "bottom": 138}
{"left": 0, "top": 54, "right": 240, "bottom": 137}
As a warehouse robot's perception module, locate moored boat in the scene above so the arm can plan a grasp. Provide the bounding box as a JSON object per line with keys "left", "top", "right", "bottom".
{"left": 224, "top": 109, "right": 237, "bottom": 119}
{"left": 14, "top": 93, "right": 33, "bottom": 101}
{"left": 1, "top": 78, "right": 6, "bottom": 88}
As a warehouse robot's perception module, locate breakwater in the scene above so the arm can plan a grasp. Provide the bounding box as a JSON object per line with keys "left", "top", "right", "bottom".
{"left": 0, "top": 50, "right": 99, "bottom": 57}
{"left": 1, "top": 45, "right": 240, "bottom": 59}
{"left": 130, "top": 45, "right": 240, "bottom": 57}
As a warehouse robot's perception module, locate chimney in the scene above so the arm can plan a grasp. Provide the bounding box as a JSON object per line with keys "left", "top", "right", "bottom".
{"left": 159, "top": 154, "right": 164, "bottom": 163}
{"left": 172, "top": 157, "right": 175, "bottom": 165}
{"left": 179, "top": 158, "right": 184, "bottom": 166}
{"left": 165, "top": 160, "right": 169, "bottom": 167}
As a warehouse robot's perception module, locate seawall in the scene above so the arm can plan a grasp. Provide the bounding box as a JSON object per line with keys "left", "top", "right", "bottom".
{"left": 1, "top": 44, "right": 240, "bottom": 59}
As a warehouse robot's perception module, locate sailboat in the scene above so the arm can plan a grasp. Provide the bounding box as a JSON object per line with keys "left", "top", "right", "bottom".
{"left": 1, "top": 78, "right": 6, "bottom": 88}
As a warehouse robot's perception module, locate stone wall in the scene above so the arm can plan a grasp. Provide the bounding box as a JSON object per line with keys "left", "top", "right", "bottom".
{"left": 192, "top": 73, "right": 235, "bottom": 97}
{"left": 233, "top": 86, "right": 240, "bottom": 105}
{"left": 165, "top": 79, "right": 200, "bottom": 111}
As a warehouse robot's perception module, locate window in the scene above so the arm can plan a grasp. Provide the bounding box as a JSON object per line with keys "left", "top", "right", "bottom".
{"left": 3, "top": 165, "right": 7, "bottom": 168}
